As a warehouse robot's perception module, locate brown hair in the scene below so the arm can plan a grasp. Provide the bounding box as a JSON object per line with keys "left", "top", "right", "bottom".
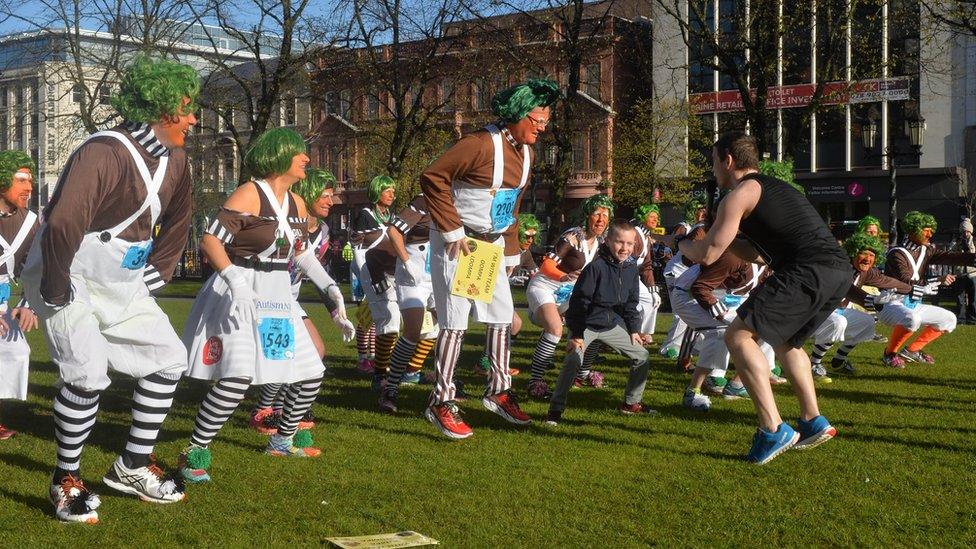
{"left": 714, "top": 131, "right": 759, "bottom": 169}
{"left": 606, "top": 218, "right": 637, "bottom": 241}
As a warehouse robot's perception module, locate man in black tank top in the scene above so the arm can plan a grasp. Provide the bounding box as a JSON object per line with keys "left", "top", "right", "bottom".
{"left": 677, "top": 132, "right": 849, "bottom": 465}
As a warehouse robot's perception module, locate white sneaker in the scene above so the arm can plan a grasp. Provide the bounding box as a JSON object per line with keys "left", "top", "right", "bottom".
{"left": 102, "top": 456, "right": 185, "bottom": 504}
{"left": 682, "top": 389, "right": 711, "bottom": 411}
{"left": 49, "top": 474, "right": 100, "bottom": 524}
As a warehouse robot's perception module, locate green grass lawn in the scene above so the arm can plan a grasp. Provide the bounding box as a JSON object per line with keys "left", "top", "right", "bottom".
{"left": 1, "top": 298, "right": 975, "bottom": 546}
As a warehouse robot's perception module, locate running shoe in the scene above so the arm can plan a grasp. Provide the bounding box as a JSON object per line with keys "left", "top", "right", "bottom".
{"left": 266, "top": 431, "right": 322, "bottom": 457}
{"left": 508, "top": 367, "right": 521, "bottom": 376}
{"left": 371, "top": 372, "right": 387, "bottom": 393}
{"left": 425, "top": 401, "right": 473, "bottom": 439}
{"left": 377, "top": 390, "right": 398, "bottom": 414}
{"left": 882, "top": 352, "right": 906, "bottom": 369}
{"left": 0, "top": 424, "right": 16, "bottom": 440}
{"left": 768, "top": 373, "right": 789, "bottom": 385}
{"left": 50, "top": 473, "right": 100, "bottom": 524}
{"left": 249, "top": 407, "right": 278, "bottom": 435}
{"left": 899, "top": 349, "right": 935, "bottom": 364}
{"left": 722, "top": 382, "right": 750, "bottom": 399}
{"left": 682, "top": 388, "right": 711, "bottom": 412}
{"left": 793, "top": 415, "right": 837, "bottom": 450}
{"left": 527, "top": 379, "right": 552, "bottom": 400}
{"left": 811, "top": 364, "right": 833, "bottom": 384}
{"left": 746, "top": 423, "right": 799, "bottom": 465}
{"left": 574, "top": 370, "right": 605, "bottom": 388}
{"left": 483, "top": 390, "right": 531, "bottom": 425}
{"left": 619, "top": 402, "right": 658, "bottom": 415}
{"left": 661, "top": 346, "right": 679, "bottom": 359}
{"left": 102, "top": 455, "right": 185, "bottom": 503}
{"left": 178, "top": 445, "right": 212, "bottom": 483}
{"left": 357, "top": 358, "right": 375, "bottom": 375}
{"left": 830, "top": 358, "right": 856, "bottom": 375}
{"left": 703, "top": 375, "right": 728, "bottom": 394}
{"left": 544, "top": 409, "right": 562, "bottom": 426}
{"left": 401, "top": 371, "right": 422, "bottom": 385}
{"left": 872, "top": 333, "right": 888, "bottom": 343}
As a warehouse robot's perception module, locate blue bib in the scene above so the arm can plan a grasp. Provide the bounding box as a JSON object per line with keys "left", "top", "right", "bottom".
{"left": 903, "top": 296, "right": 919, "bottom": 310}
{"left": 554, "top": 283, "right": 575, "bottom": 305}
{"left": 490, "top": 188, "right": 520, "bottom": 233}
{"left": 258, "top": 317, "right": 296, "bottom": 360}
{"left": 425, "top": 245, "right": 432, "bottom": 274}
{"left": 0, "top": 282, "right": 9, "bottom": 305}
{"left": 121, "top": 241, "right": 153, "bottom": 270}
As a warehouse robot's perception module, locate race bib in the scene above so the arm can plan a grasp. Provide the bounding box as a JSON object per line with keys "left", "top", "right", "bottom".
{"left": 0, "top": 282, "right": 9, "bottom": 305}
{"left": 121, "top": 241, "right": 153, "bottom": 270}
{"left": 554, "top": 283, "right": 575, "bottom": 305}
{"left": 490, "top": 188, "right": 520, "bottom": 233}
{"left": 722, "top": 294, "right": 744, "bottom": 308}
{"left": 258, "top": 317, "right": 296, "bottom": 360}
{"left": 425, "top": 245, "right": 431, "bottom": 274}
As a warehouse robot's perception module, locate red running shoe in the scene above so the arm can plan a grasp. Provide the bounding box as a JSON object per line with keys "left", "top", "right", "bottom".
{"left": 425, "top": 401, "right": 473, "bottom": 440}
{"left": 619, "top": 402, "right": 658, "bottom": 415}
{"left": 249, "top": 407, "right": 279, "bottom": 435}
{"left": 483, "top": 390, "right": 531, "bottom": 425}
{"left": 0, "top": 425, "right": 16, "bottom": 440}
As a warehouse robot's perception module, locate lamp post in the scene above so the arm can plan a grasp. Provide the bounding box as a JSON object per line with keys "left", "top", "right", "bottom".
{"left": 861, "top": 114, "right": 925, "bottom": 246}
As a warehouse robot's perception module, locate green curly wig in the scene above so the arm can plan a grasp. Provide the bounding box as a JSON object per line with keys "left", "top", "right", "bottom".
{"left": 856, "top": 215, "right": 882, "bottom": 235}
{"left": 901, "top": 211, "right": 937, "bottom": 238}
{"left": 293, "top": 168, "right": 336, "bottom": 210}
{"left": 634, "top": 203, "right": 661, "bottom": 226}
{"left": 367, "top": 175, "right": 395, "bottom": 204}
{"left": 111, "top": 55, "right": 200, "bottom": 123}
{"left": 581, "top": 193, "right": 614, "bottom": 232}
{"left": 244, "top": 128, "right": 308, "bottom": 179}
{"left": 0, "top": 150, "right": 35, "bottom": 192}
{"left": 684, "top": 198, "right": 707, "bottom": 223}
{"left": 491, "top": 78, "right": 561, "bottom": 124}
{"left": 518, "top": 213, "right": 541, "bottom": 244}
{"left": 844, "top": 232, "right": 884, "bottom": 259}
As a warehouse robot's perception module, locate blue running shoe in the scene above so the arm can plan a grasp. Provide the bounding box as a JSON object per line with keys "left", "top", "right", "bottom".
{"left": 401, "top": 371, "right": 422, "bottom": 385}
{"left": 794, "top": 415, "right": 837, "bottom": 450}
{"left": 746, "top": 423, "right": 799, "bottom": 465}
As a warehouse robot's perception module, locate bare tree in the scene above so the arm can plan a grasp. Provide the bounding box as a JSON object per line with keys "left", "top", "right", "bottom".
{"left": 919, "top": 0, "right": 976, "bottom": 37}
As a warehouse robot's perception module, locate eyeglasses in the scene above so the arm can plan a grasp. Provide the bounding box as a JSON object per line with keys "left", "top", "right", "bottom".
{"left": 525, "top": 114, "right": 549, "bottom": 129}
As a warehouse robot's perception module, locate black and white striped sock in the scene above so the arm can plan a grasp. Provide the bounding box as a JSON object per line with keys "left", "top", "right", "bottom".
{"left": 577, "top": 341, "right": 603, "bottom": 380}
{"left": 811, "top": 343, "right": 832, "bottom": 366}
{"left": 272, "top": 385, "right": 287, "bottom": 413}
{"left": 530, "top": 332, "right": 561, "bottom": 382}
{"left": 53, "top": 385, "right": 100, "bottom": 475}
{"left": 277, "top": 377, "right": 323, "bottom": 437}
{"left": 123, "top": 372, "right": 180, "bottom": 468}
{"left": 485, "top": 323, "right": 512, "bottom": 396}
{"left": 190, "top": 377, "right": 251, "bottom": 448}
{"left": 385, "top": 337, "right": 418, "bottom": 396}
{"left": 431, "top": 329, "right": 465, "bottom": 405}
{"left": 254, "top": 383, "right": 283, "bottom": 412}
{"left": 835, "top": 344, "right": 855, "bottom": 361}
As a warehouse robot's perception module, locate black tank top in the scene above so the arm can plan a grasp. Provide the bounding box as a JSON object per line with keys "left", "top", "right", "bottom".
{"left": 737, "top": 173, "right": 847, "bottom": 270}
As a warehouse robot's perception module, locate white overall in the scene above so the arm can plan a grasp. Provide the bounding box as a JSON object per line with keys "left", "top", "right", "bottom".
{"left": 636, "top": 229, "right": 661, "bottom": 335}
{"left": 353, "top": 208, "right": 399, "bottom": 334}
{"left": 185, "top": 180, "right": 323, "bottom": 385}
{"left": 21, "top": 131, "right": 187, "bottom": 392}
{"left": 431, "top": 125, "right": 529, "bottom": 329}
{"left": 877, "top": 247, "right": 957, "bottom": 332}
{"left": 660, "top": 252, "right": 693, "bottom": 355}
{"left": 0, "top": 210, "right": 36, "bottom": 399}
{"left": 525, "top": 230, "right": 597, "bottom": 319}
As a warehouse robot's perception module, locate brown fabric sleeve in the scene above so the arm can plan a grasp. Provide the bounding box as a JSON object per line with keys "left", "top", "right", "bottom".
{"left": 146, "top": 161, "right": 193, "bottom": 283}
{"left": 13, "top": 217, "right": 38, "bottom": 278}
{"left": 928, "top": 248, "right": 976, "bottom": 267}
{"left": 40, "top": 142, "right": 124, "bottom": 305}
{"left": 390, "top": 195, "right": 426, "bottom": 236}
{"left": 882, "top": 249, "right": 914, "bottom": 284}
{"left": 861, "top": 267, "right": 912, "bottom": 293}
{"left": 419, "top": 134, "right": 491, "bottom": 237}
{"left": 691, "top": 253, "right": 737, "bottom": 309}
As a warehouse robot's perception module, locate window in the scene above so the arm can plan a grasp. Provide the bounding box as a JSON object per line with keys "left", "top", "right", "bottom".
{"left": 367, "top": 91, "right": 380, "bottom": 119}
{"left": 98, "top": 86, "right": 111, "bottom": 105}
{"left": 284, "top": 96, "right": 296, "bottom": 126}
{"left": 572, "top": 133, "right": 585, "bottom": 171}
{"left": 339, "top": 89, "right": 351, "bottom": 118}
{"left": 222, "top": 150, "right": 235, "bottom": 181}
{"left": 440, "top": 80, "right": 454, "bottom": 112}
{"left": 0, "top": 87, "right": 7, "bottom": 108}
{"left": 588, "top": 129, "right": 600, "bottom": 171}
{"left": 325, "top": 91, "right": 337, "bottom": 115}
{"left": 0, "top": 114, "right": 7, "bottom": 149}
{"left": 584, "top": 63, "right": 601, "bottom": 99}
{"left": 13, "top": 86, "right": 21, "bottom": 106}
{"left": 815, "top": 106, "right": 845, "bottom": 171}
{"left": 476, "top": 79, "right": 491, "bottom": 111}
{"left": 30, "top": 112, "right": 38, "bottom": 143}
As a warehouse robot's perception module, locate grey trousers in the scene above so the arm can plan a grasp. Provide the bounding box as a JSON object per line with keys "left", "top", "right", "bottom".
{"left": 549, "top": 325, "right": 650, "bottom": 413}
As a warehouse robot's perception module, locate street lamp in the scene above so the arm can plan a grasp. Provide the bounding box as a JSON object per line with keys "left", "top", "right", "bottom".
{"left": 861, "top": 114, "right": 925, "bottom": 246}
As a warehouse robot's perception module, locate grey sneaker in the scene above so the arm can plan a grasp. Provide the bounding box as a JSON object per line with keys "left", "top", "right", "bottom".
{"left": 811, "top": 364, "right": 833, "bottom": 384}
{"left": 722, "top": 382, "right": 750, "bottom": 399}
{"left": 102, "top": 456, "right": 185, "bottom": 503}
{"left": 830, "top": 358, "right": 856, "bottom": 375}
{"left": 682, "top": 388, "right": 711, "bottom": 411}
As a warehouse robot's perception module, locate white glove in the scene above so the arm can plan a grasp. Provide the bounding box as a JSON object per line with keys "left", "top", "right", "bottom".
{"left": 332, "top": 312, "right": 355, "bottom": 342}
{"left": 219, "top": 265, "right": 255, "bottom": 321}
{"left": 401, "top": 258, "right": 424, "bottom": 286}
{"left": 327, "top": 284, "right": 347, "bottom": 319}
{"left": 509, "top": 275, "right": 528, "bottom": 286}
{"left": 721, "top": 309, "right": 739, "bottom": 324}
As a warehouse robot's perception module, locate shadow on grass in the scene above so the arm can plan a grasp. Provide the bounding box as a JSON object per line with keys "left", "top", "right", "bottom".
{"left": 0, "top": 450, "right": 50, "bottom": 474}
{"left": 816, "top": 386, "right": 974, "bottom": 412}
{"left": 0, "top": 486, "right": 51, "bottom": 519}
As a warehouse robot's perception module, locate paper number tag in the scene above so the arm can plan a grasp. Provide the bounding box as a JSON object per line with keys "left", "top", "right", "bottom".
{"left": 121, "top": 241, "right": 153, "bottom": 270}
{"left": 554, "top": 283, "right": 574, "bottom": 305}
{"left": 258, "top": 317, "right": 296, "bottom": 360}
{"left": 490, "top": 188, "right": 520, "bottom": 232}
{"left": 0, "top": 282, "right": 9, "bottom": 305}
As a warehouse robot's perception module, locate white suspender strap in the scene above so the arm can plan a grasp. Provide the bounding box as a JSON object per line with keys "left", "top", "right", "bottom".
{"left": 0, "top": 210, "right": 36, "bottom": 275}
{"left": 88, "top": 131, "right": 169, "bottom": 239}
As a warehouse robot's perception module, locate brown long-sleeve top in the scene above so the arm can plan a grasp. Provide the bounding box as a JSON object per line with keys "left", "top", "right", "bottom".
{"left": 883, "top": 241, "right": 976, "bottom": 284}
{"left": 691, "top": 251, "right": 768, "bottom": 311}
{"left": 0, "top": 207, "right": 38, "bottom": 278}
{"left": 419, "top": 127, "right": 533, "bottom": 261}
{"left": 365, "top": 194, "right": 431, "bottom": 292}
{"left": 40, "top": 122, "right": 192, "bottom": 305}
{"left": 844, "top": 267, "right": 912, "bottom": 308}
